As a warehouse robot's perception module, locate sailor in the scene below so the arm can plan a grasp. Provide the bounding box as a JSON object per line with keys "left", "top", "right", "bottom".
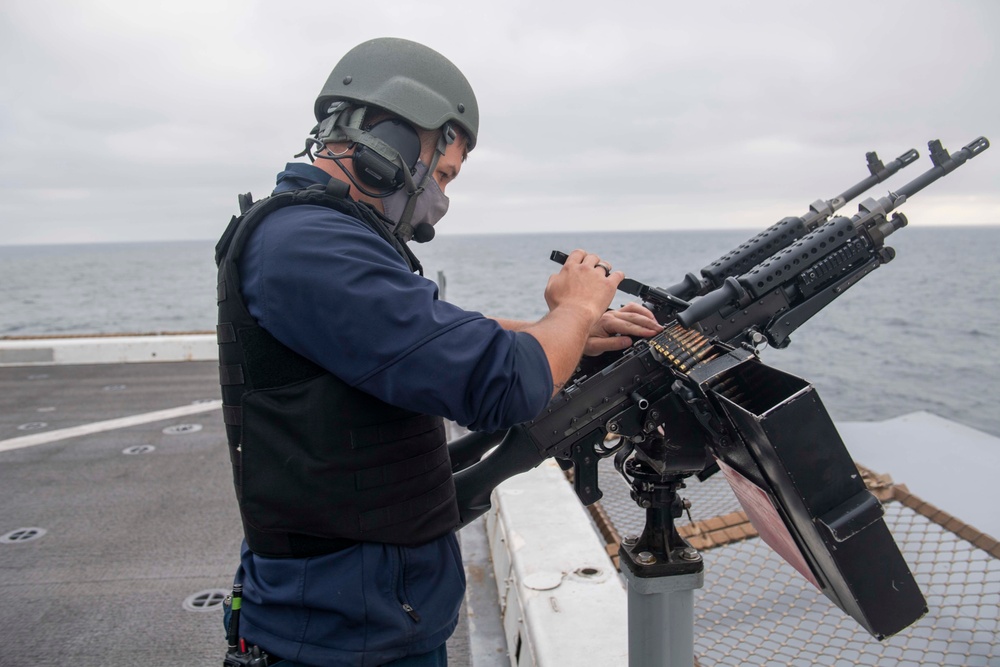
{"left": 216, "top": 37, "right": 662, "bottom": 667}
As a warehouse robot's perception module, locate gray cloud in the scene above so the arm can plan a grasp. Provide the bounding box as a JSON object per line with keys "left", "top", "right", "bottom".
{"left": 1, "top": 0, "right": 997, "bottom": 244}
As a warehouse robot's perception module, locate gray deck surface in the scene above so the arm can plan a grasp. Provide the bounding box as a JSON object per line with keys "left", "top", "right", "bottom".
{"left": 0, "top": 361, "right": 499, "bottom": 666}
{"left": 6, "top": 360, "right": 998, "bottom": 666}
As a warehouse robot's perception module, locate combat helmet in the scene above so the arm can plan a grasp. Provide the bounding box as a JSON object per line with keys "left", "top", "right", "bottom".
{"left": 314, "top": 37, "right": 478, "bottom": 150}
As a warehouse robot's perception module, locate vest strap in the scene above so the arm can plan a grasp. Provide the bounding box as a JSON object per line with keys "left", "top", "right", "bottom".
{"left": 219, "top": 364, "right": 245, "bottom": 386}
{"left": 222, "top": 404, "right": 243, "bottom": 426}
{"left": 217, "top": 322, "right": 236, "bottom": 344}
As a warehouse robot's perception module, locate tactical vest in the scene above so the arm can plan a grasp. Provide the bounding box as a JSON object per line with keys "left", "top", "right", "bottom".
{"left": 215, "top": 182, "right": 459, "bottom": 558}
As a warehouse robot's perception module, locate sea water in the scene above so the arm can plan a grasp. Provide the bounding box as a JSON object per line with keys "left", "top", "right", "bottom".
{"left": 1, "top": 227, "right": 998, "bottom": 437}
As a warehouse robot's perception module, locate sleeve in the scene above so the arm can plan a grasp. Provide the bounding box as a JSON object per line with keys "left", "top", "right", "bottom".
{"left": 239, "top": 204, "right": 553, "bottom": 432}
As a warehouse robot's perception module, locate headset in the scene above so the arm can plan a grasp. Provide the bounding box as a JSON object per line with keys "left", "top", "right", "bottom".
{"left": 352, "top": 119, "right": 421, "bottom": 191}
{"left": 299, "top": 106, "right": 444, "bottom": 242}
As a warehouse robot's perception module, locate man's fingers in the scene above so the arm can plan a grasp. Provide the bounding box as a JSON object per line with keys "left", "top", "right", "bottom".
{"left": 609, "top": 311, "right": 658, "bottom": 327}
{"left": 602, "top": 310, "right": 662, "bottom": 336}
{"left": 618, "top": 302, "right": 657, "bottom": 318}
{"left": 584, "top": 335, "right": 633, "bottom": 356}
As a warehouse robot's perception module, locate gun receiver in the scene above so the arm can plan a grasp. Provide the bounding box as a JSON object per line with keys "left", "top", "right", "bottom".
{"left": 451, "top": 136, "right": 988, "bottom": 639}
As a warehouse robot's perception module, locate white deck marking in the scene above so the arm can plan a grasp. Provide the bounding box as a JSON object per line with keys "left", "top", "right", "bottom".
{"left": 0, "top": 400, "right": 222, "bottom": 453}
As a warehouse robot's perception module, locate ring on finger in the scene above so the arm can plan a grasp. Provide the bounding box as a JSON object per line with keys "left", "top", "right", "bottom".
{"left": 595, "top": 261, "right": 612, "bottom": 277}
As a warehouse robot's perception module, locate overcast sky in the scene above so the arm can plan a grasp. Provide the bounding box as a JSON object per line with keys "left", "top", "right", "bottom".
{"left": 1, "top": 0, "right": 997, "bottom": 245}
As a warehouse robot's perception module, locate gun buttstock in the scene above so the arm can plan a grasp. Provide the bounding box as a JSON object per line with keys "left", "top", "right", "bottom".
{"left": 453, "top": 425, "right": 546, "bottom": 528}
{"left": 449, "top": 430, "right": 505, "bottom": 472}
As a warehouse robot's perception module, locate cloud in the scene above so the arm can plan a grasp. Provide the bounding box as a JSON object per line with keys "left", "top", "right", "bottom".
{"left": 0, "top": 0, "right": 997, "bottom": 244}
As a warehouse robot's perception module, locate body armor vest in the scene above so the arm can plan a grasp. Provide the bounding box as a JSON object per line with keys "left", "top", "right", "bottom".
{"left": 215, "top": 183, "right": 459, "bottom": 558}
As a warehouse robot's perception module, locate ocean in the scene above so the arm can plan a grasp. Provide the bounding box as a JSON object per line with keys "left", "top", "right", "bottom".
{"left": 1, "top": 227, "right": 998, "bottom": 438}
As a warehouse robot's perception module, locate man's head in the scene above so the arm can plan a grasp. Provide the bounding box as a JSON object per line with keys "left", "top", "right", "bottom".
{"left": 304, "top": 38, "right": 478, "bottom": 243}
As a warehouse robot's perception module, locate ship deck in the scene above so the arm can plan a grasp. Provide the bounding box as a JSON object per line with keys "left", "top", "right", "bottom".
{"left": 2, "top": 345, "right": 998, "bottom": 666}
{"left": 0, "top": 360, "right": 504, "bottom": 666}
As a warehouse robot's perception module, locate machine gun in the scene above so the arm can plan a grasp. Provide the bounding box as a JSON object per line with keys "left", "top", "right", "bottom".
{"left": 652, "top": 145, "right": 919, "bottom": 307}
{"left": 448, "top": 136, "right": 989, "bottom": 643}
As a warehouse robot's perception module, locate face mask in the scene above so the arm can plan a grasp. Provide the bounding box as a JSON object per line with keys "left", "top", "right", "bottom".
{"left": 382, "top": 160, "right": 449, "bottom": 243}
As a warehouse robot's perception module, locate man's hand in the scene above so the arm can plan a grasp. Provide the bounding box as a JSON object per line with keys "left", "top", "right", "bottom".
{"left": 584, "top": 302, "right": 662, "bottom": 356}
{"left": 521, "top": 249, "right": 625, "bottom": 395}
{"left": 542, "top": 249, "right": 623, "bottom": 322}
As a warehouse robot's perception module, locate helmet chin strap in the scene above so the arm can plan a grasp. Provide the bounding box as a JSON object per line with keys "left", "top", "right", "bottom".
{"left": 392, "top": 125, "right": 455, "bottom": 244}
{"left": 296, "top": 102, "right": 455, "bottom": 244}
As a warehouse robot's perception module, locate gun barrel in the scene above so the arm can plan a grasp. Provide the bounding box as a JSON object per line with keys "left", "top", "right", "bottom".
{"left": 676, "top": 136, "right": 989, "bottom": 335}
{"left": 834, "top": 148, "right": 919, "bottom": 207}
{"left": 693, "top": 148, "right": 918, "bottom": 298}
{"left": 891, "top": 137, "right": 989, "bottom": 204}
{"left": 849, "top": 137, "right": 989, "bottom": 229}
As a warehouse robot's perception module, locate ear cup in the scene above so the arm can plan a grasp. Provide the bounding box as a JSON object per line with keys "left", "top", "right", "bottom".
{"left": 353, "top": 120, "right": 421, "bottom": 190}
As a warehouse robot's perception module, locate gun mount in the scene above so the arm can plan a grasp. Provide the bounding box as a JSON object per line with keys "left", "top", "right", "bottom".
{"left": 450, "top": 136, "right": 989, "bottom": 642}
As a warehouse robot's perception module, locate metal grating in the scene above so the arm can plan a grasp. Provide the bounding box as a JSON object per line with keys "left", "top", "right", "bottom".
{"left": 591, "top": 456, "right": 1000, "bottom": 665}
{"left": 573, "top": 414, "right": 1000, "bottom": 663}
{"left": 596, "top": 458, "right": 743, "bottom": 539}
{"left": 677, "top": 473, "right": 745, "bottom": 527}
{"left": 690, "top": 503, "right": 1000, "bottom": 666}
{"left": 123, "top": 445, "right": 156, "bottom": 455}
